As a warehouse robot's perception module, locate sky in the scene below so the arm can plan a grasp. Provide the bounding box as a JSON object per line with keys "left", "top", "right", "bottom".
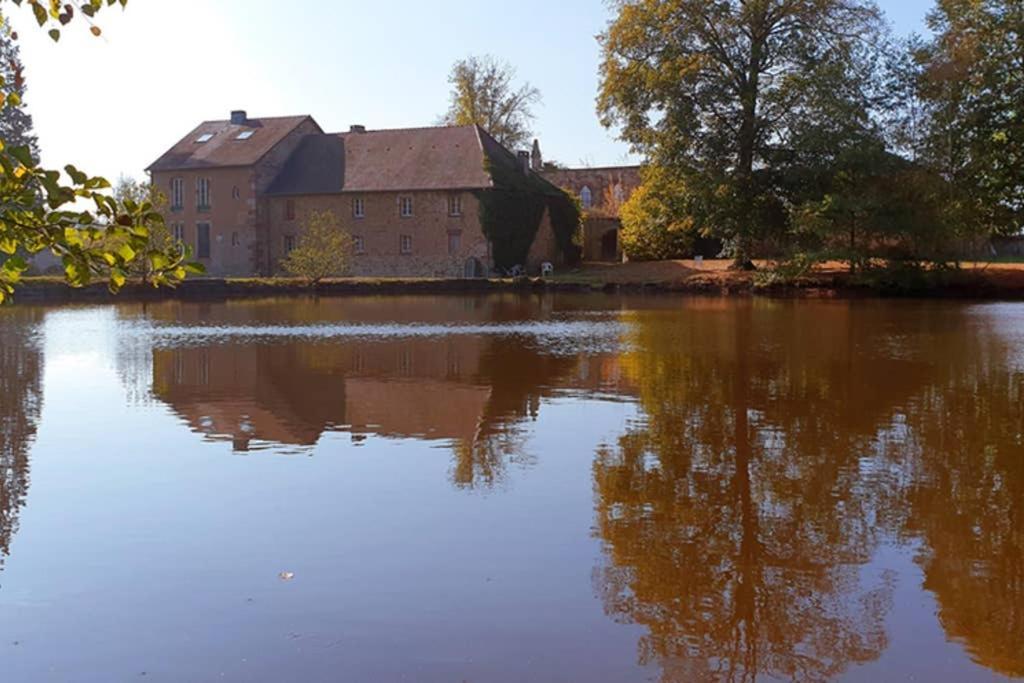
{"left": 8, "top": 0, "right": 935, "bottom": 182}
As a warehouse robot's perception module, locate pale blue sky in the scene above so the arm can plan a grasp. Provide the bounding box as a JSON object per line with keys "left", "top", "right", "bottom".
{"left": 10, "top": 0, "right": 934, "bottom": 181}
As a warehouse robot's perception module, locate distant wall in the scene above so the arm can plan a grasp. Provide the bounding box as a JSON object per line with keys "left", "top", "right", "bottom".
{"left": 992, "top": 236, "right": 1024, "bottom": 258}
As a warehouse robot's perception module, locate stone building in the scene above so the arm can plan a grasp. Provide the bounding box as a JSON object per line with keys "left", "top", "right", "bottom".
{"left": 147, "top": 112, "right": 569, "bottom": 277}
{"left": 535, "top": 145, "right": 641, "bottom": 262}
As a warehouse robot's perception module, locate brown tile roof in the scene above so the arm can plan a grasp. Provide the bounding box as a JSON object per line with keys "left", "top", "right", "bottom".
{"left": 147, "top": 115, "right": 320, "bottom": 172}
{"left": 267, "top": 125, "right": 517, "bottom": 195}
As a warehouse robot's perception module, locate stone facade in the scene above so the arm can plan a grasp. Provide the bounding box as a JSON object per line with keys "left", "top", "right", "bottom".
{"left": 266, "top": 190, "right": 494, "bottom": 278}
{"left": 540, "top": 166, "right": 641, "bottom": 217}
{"left": 540, "top": 164, "right": 642, "bottom": 263}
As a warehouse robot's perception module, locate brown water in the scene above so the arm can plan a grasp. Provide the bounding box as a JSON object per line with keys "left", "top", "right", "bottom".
{"left": 0, "top": 294, "right": 1021, "bottom": 682}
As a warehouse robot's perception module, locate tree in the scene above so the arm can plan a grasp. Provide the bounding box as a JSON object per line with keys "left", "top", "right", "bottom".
{"left": 440, "top": 55, "right": 541, "bottom": 150}
{"left": 111, "top": 176, "right": 185, "bottom": 283}
{"left": 913, "top": 0, "right": 1024, "bottom": 237}
{"left": 598, "top": 0, "right": 887, "bottom": 267}
{"left": 0, "top": 1, "right": 195, "bottom": 303}
{"left": 619, "top": 167, "right": 696, "bottom": 260}
{"left": 0, "top": 9, "right": 36, "bottom": 160}
{"left": 281, "top": 209, "right": 353, "bottom": 285}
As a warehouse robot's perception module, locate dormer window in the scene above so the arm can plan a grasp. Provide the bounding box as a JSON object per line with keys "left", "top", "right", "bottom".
{"left": 235, "top": 131, "right": 254, "bottom": 141}
{"left": 196, "top": 133, "right": 214, "bottom": 143}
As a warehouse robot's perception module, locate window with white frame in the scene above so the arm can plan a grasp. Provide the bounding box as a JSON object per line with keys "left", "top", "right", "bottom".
{"left": 284, "top": 234, "right": 295, "bottom": 254}
{"left": 353, "top": 235, "right": 365, "bottom": 254}
{"left": 400, "top": 234, "right": 412, "bottom": 254}
{"left": 352, "top": 197, "right": 365, "bottom": 218}
{"left": 399, "top": 196, "right": 413, "bottom": 217}
{"left": 197, "top": 178, "right": 211, "bottom": 211}
{"left": 448, "top": 193, "right": 462, "bottom": 216}
{"left": 580, "top": 186, "right": 593, "bottom": 209}
{"left": 171, "top": 223, "right": 185, "bottom": 244}
{"left": 170, "top": 177, "right": 184, "bottom": 210}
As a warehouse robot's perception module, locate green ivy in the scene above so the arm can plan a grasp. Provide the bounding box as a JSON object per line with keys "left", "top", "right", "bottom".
{"left": 475, "top": 156, "right": 582, "bottom": 272}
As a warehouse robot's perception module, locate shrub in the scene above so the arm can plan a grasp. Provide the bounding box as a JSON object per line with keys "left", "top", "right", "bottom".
{"left": 281, "top": 210, "right": 354, "bottom": 285}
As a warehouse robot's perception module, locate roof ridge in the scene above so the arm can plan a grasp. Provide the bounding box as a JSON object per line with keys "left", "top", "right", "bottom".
{"left": 547, "top": 164, "right": 644, "bottom": 172}
{"left": 331, "top": 123, "right": 477, "bottom": 135}
{"left": 198, "top": 114, "right": 312, "bottom": 125}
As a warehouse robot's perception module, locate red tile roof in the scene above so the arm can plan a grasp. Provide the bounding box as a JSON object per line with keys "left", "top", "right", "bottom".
{"left": 147, "top": 115, "right": 320, "bottom": 172}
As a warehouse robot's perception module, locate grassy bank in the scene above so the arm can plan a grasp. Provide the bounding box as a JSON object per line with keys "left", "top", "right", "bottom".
{"left": 12, "top": 260, "right": 1024, "bottom": 303}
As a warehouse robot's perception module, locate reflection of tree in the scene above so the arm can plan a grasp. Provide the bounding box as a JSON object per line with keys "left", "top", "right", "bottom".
{"left": 898, "top": 328, "right": 1024, "bottom": 677}
{"left": 0, "top": 308, "right": 44, "bottom": 569}
{"left": 594, "top": 301, "right": 1024, "bottom": 680}
{"left": 452, "top": 335, "right": 578, "bottom": 488}
{"left": 593, "top": 302, "right": 921, "bottom": 682}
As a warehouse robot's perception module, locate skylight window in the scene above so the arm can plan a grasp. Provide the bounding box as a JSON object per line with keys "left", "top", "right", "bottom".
{"left": 235, "top": 130, "right": 255, "bottom": 141}
{"left": 195, "top": 133, "right": 214, "bottom": 143}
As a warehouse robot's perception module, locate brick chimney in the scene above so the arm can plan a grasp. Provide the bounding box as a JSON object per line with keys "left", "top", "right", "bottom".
{"left": 230, "top": 110, "right": 248, "bottom": 125}
{"left": 350, "top": 125, "right": 367, "bottom": 133}
{"left": 517, "top": 150, "right": 531, "bottom": 174}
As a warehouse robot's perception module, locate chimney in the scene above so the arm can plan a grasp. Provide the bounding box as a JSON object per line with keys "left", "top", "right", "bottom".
{"left": 230, "top": 110, "right": 248, "bottom": 125}
{"left": 350, "top": 125, "right": 367, "bottom": 133}
{"left": 517, "top": 150, "right": 531, "bottom": 174}
{"left": 531, "top": 139, "right": 543, "bottom": 171}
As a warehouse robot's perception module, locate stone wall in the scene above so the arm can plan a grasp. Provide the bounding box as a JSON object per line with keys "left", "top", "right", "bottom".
{"left": 266, "top": 190, "right": 492, "bottom": 278}
{"left": 541, "top": 166, "right": 641, "bottom": 218}
{"left": 252, "top": 118, "right": 323, "bottom": 274}
{"left": 153, "top": 166, "right": 258, "bottom": 277}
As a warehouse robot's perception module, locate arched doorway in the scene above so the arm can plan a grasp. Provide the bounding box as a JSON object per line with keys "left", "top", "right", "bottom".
{"left": 600, "top": 229, "right": 619, "bottom": 262}
{"left": 464, "top": 257, "right": 484, "bottom": 279}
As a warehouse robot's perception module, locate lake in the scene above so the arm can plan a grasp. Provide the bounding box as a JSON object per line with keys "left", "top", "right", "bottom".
{"left": 0, "top": 294, "right": 1021, "bottom": 682}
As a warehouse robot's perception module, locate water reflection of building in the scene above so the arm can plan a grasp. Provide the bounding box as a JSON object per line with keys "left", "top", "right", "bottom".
{"left": 139, "top": 295, "right": 633, "bottom": 485}
{"left": 0, "top": 309, "right": 44, "bottom": 569}
{"left": 150, "top": 332, "right": 631, "bottom": 486}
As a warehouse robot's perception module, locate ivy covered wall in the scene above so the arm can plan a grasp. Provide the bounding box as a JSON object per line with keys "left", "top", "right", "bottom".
{"left": 475, "top": 158, "right": 582, "bottom": 272}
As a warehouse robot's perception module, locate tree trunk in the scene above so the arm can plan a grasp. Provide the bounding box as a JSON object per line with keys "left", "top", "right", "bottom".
{"left": 732, "top": 17, "right": 765, "bottom": 271}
